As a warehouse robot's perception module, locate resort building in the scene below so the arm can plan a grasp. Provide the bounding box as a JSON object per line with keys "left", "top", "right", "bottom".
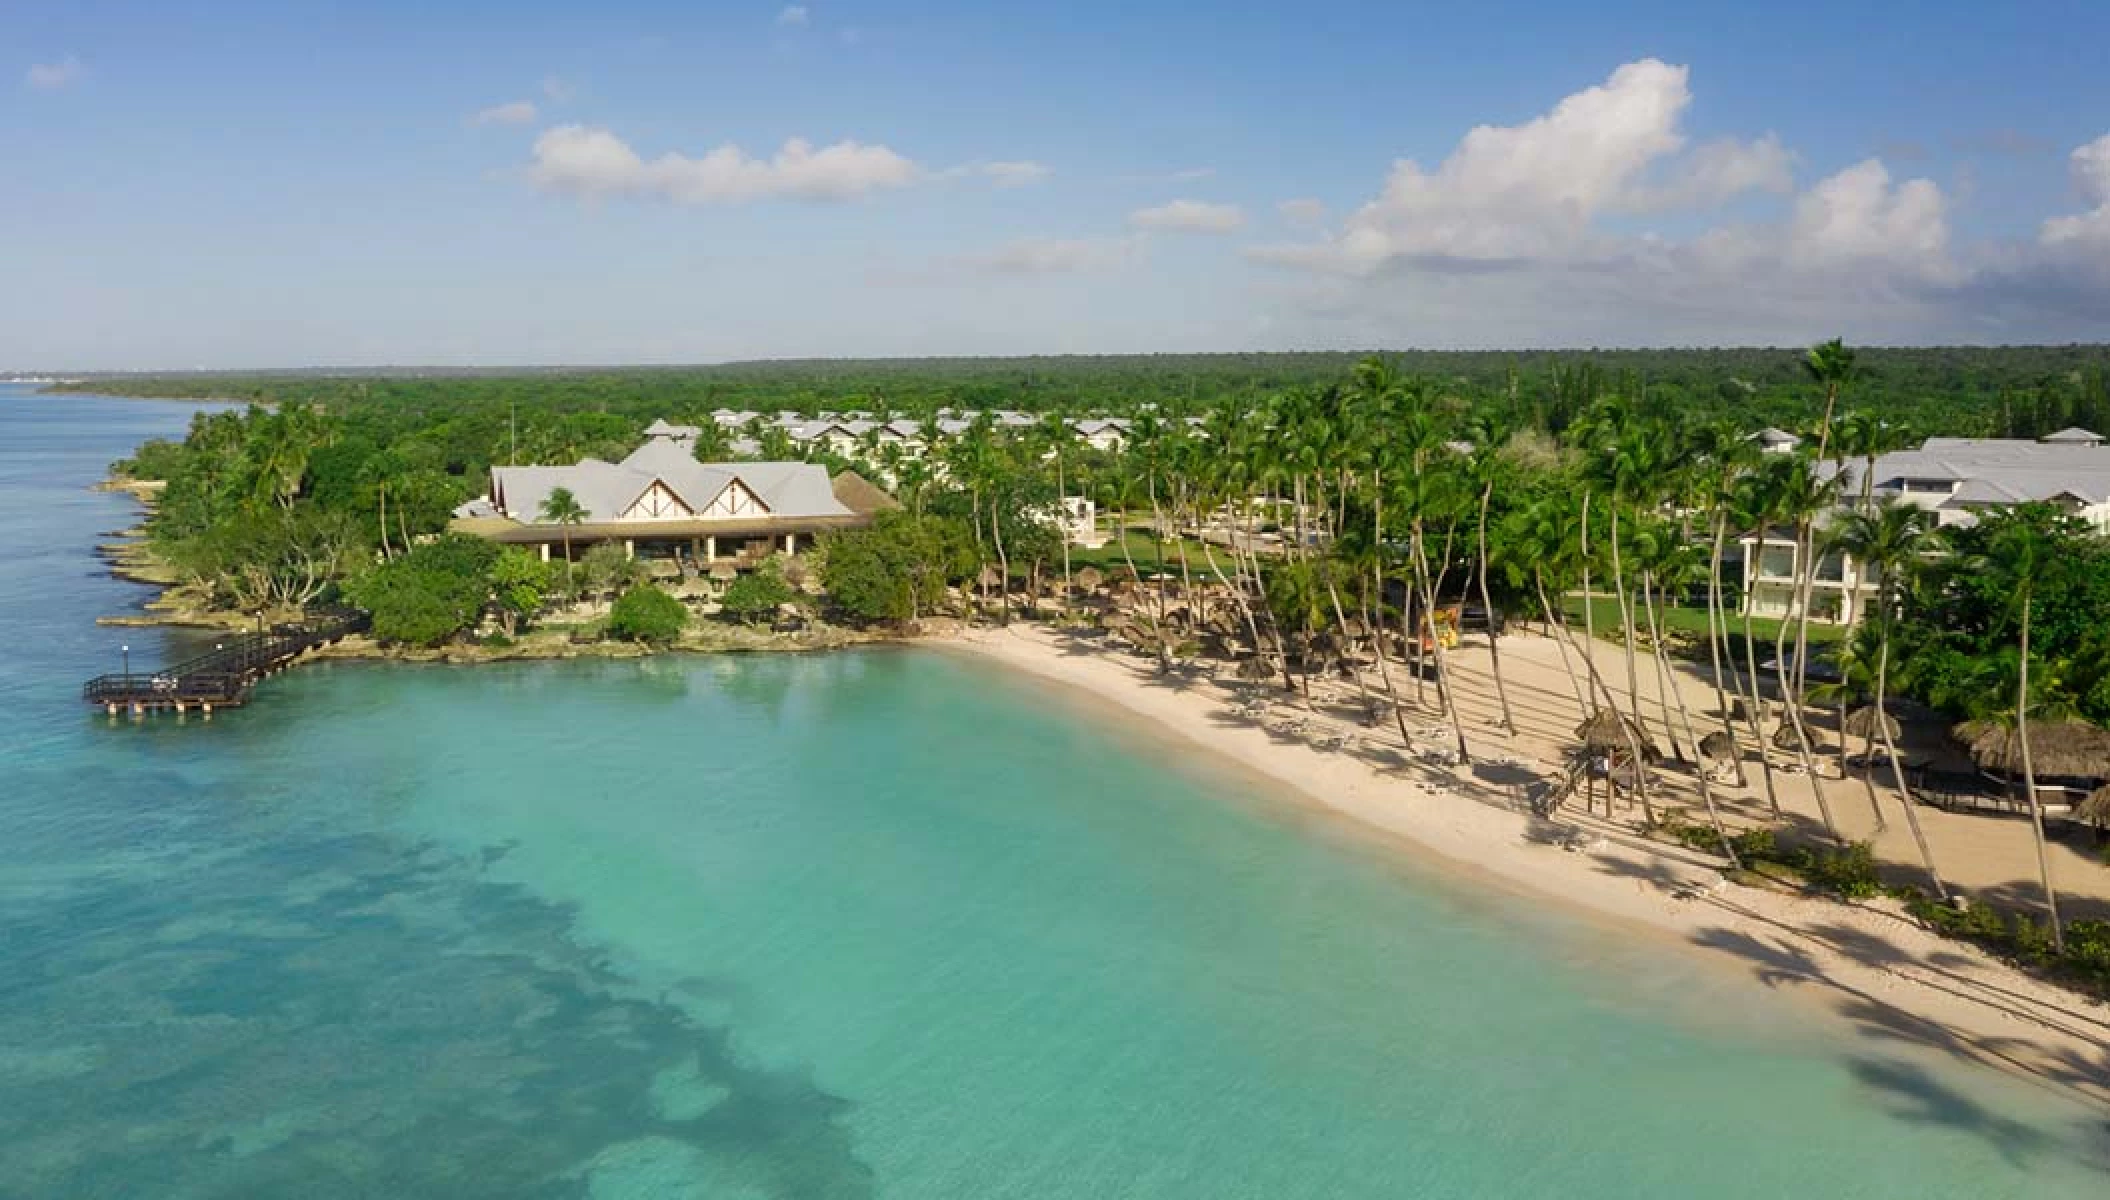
{"left": 452, "top": 420, "right": 892, "bottom": 568}
{"left": 1739, "top": 428, "right": 2110, "bottom": 623}
{"left": 1752, "top": 427, "right": 1802, "bottom": 455}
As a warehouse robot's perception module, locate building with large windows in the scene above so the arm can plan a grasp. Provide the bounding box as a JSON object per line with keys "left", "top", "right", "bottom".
{"left": 451, "top": 420, "right": 891, "bottom": 568}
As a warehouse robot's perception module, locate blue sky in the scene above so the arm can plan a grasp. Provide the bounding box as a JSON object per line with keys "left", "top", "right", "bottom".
{"left": 5, "top": 0, "right": 2109, "bottom": 369}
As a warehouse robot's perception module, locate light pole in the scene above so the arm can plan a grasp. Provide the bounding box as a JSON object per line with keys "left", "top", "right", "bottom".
{"left": 121, "top": 644, "right": 130, "bottom": 687}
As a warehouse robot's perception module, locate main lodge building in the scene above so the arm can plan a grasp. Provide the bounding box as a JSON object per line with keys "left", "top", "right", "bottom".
{"left": 451, "top": 420, "right": 894, "bottom": 569}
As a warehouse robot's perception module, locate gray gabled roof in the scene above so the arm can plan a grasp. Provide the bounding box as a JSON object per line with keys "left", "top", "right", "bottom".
{"left": 2041, "top": 427, "right": 2105, "bottom": 445}
{"left": 491, "top": 424, "right": 855, "bottom": 525}
{"left": 1843, "top": 435, "right": 2110, "bottom": 510}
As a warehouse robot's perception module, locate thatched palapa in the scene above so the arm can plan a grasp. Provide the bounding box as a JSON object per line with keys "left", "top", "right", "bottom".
{"left": 2077, "top": 785, "right": 2110, "bottom": 830}
{"left": 1698, "top": 730, "right": 1737, "bottom": 763}
{"left": 1954, "top": 719, "right": 2110, "bottom": 782}
{"left": 1842, "top": 705, "right": 1902, "bottom": 742}
{"left": 1575, "top": 709, "right": 1658, "bottom": 759}
{"left": 1772, "top": 721, "right": 1824, "bottom": 752}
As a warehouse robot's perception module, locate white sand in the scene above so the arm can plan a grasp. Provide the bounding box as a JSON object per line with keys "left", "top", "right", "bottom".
{"left": 949, "top": 621, "right": 2110, "bottom": 1110}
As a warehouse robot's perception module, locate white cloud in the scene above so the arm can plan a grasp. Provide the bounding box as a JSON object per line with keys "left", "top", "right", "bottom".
{"left": 1277, "top": 198, "right": 1327, "bottom": 226}
{"left": 777, "top": 5, "right": 810, "bottom": 26}
{"left": 1250, "top": 59, "right": 1798, "bottom": 273}
{"left": 1787, "top": 158, "right": 1951, "bottom": 277}
{"left": 963, "top": 236, "right": 1137, "bottom": 275}
{"left": 469, "top": 100, "right": 538, "bottom": 127}
{"left": 1236, "top": 59, "right": 2110, "bottom": 345}
{"left": 1129, "top": 199, "right": 1246, "bottom": 233}
{"left": 978, "top": 160, "right": 1052, "bottom": 187}
{"left": 25, "top": 57, "right": 82, "bottom": 90}
{"left": 2040, "top": 133, "right": 2110, "bottom": 250}
{"left": 541, "top": 76, "right": 575, "bottom": 102}
{"left": 1623, "top": 134, "right": 1794, "bottom": 211}
{"left": 529, "top": 125, "right": 920, "bottom": 204}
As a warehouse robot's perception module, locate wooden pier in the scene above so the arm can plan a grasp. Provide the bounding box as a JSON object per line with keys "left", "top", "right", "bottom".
{"left": 82, "top": 606, "right": 369, "bottom": 716}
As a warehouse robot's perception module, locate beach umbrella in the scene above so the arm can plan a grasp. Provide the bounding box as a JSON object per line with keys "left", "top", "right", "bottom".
{"left": 707, "top": 561, "right": 739, "bottom": 583}
{"left": 1954, "top": 719, "right": 2110, "bottom": 782}
{"left": 1234, "top": 656, "right": 1275, "bottom": 682}
{"left": 2077, "top": 785, "right": 2110, "bottom": 831}
{"left": 1075, "top": 566, "right": 1106, "bottom": 593}
{"left": 1842, "top": 705, "right": 1901, "bottom": 742}
{"left": 1772, "top": 720, "right": 1823, "bottom": 752}
{"left": 1574, "top": 709, "right": 1658, "bottom": 760}
{"left": 1699, "top": 730, "right": 1737, "bottom": 763}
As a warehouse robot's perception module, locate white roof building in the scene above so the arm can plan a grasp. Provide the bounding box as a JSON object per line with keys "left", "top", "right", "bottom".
{"left": 455, "top": 421, "right": 885, "bottom": 562}
{"left": 1831, "top": 429, "right": 2110, "bottom": 531}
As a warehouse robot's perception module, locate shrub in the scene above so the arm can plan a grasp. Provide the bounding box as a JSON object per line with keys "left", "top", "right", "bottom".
{"left": 606, "top": 585, "right": 686, "bottom": 644}
{"left": 579, "top": 542, "right": 645, "bottom": 596}
{"left": 718, "top": 560, "right": 797, "bottom": 624}
{"left": 1803, "top": 841, "right": 1883, "bottom": 899}
{"left": 820, "top": 511, "right": 977, "bottom": 623}
{"left": 347, "top": 533, "right": 500, "bottom": 647}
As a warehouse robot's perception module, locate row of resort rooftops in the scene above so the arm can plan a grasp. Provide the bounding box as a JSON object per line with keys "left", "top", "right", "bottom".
{"left": 662, "top": 410, "right": 1182, "bottom": 456}
{"left": 1741, "top": 426, "right": 2110, "bottom": 625}
{"left": 451, "top": 420, "right": 898, "bottom": 567}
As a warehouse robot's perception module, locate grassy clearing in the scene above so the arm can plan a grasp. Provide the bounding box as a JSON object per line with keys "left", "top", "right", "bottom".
{"left": 1064, "top": 527, "right": 1230, "bottom": 576}
{"left": 1561, "top": 595, "right": 1845, "bottom": 648}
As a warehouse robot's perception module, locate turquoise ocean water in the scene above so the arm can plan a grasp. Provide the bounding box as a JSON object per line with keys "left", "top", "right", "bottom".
{"left": 2, "top": 385, "right": 2105, "bottom": 1198}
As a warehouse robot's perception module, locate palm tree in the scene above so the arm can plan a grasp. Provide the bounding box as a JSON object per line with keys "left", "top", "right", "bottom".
{"left": 538, "top": 486, "right": 587, "bottom": 595}
{"left": 1756, "top": 454, "right": 1844, "bottom": 841}
{"left": 1805, "top": 338, "right": 1856, "bottom": 459}
{"left": 1729, "top": 464, "right": 1789, "bottom": 816}
{"left": 1034, "top": 412, "right": 1076, "bottom": 602}
{"left": 1981, "top": 516, "right": 2066, "bottom": 949}
{"left": 1465, "top": 413, "right": 1517, "bottom": 731}
{"left": 1790, "top": 339, "right": 1855, "bottom": 700}
{"left": 1829, "top": 503, "right": 1951, "bottom": 899}
{"left": 1689, "top": 420, "right": 1756, "bottom": 786}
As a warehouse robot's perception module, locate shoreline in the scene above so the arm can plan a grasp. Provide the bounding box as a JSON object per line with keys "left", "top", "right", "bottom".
{"left": 946, "top": 621, "right": 2110, "bottom": 1112}
{"left": 82, "top": 468, "right": 2110, "bottom": 1106}
{"left": 88, "top": 473, "right": 910, "bottom": 659}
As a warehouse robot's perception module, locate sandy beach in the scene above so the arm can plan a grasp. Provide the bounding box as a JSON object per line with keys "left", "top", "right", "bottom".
{"left": 950, "top": 620, "right": 2110, "bottom": 1111}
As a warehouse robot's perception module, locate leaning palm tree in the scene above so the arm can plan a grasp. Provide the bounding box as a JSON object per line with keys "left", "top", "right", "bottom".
{"left": 1464, "top": 413, "right": 1517, "bottom": 732}
{"left": 1830, "top": 500, "right": 1948, "bottom": 898}
{"left": 1756, "top": 453, "right": 1843, "bottom": 841}
{"left": 1790, "top": 338, "right": 1855, "bottom": 699}
{"left": 537, "top": 486, "right": 588, "bottom": 595}
{"left": 1978, "top": 515, "right": 2067, "bottom": 950}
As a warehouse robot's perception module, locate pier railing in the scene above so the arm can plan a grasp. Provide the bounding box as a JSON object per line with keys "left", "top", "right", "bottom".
{"left": 82, "top": 605, "right": 369, "bottom": 712}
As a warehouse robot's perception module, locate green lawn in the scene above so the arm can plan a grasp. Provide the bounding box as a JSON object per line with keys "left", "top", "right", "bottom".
{"left": 1064, "top": 527, "right": 1231, "bottom": 576}
{"left": 1560, "top": 594, "right": 1845, "bottom": 648}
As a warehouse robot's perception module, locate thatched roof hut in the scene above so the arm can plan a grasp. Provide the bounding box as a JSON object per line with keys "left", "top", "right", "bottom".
{"left": 1234, "top": 656, "right": 1275, "bottom": 682}
{"left": 1842, "top": 705, "right": 1901, "bottom": 742}
{"left": 1954, "top": 719, "right": 2110, "bottom": 782}
{"left": 1575, "top": 709, "right": 1658, "bottom": 759}
{"left": 828, "top": 470, "right": 900, "bottom": 516}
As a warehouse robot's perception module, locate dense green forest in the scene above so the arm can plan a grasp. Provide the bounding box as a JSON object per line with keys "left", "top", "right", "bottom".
{"left": 62, "top": 345, "right": 2110, "bottom": 442}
